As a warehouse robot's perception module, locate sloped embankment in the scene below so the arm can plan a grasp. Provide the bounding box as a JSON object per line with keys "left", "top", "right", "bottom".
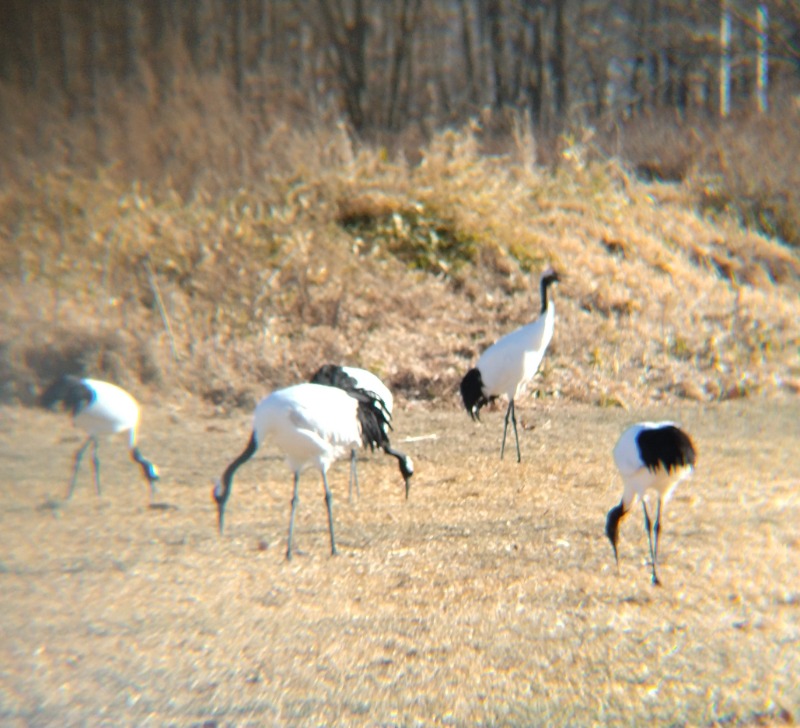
{"left": 1, "top": 129, "right": 798, "bottom": 408}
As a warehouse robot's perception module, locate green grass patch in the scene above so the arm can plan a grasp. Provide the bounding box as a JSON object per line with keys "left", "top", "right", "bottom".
{"left": 338, "top": 198, "right": 479, "bottom": 276}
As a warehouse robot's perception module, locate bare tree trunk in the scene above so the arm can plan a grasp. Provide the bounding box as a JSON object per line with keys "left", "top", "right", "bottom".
{"left": 232, "top": 0, "right": 246, "bottom": 96}
{"left": 56, "top": 0, "right": 72, "bottom": 111}
{"left": 756, "top": 3, "right": 768, "bottom": 113}
{"left": 387, "top": 0, "right": 422, "bottom": 130}
{"left": 486, "top": 0, "right": 506, "bottom": 109}
{"left": 458, "top": 0, "right": 479, "bottom": 108}
{"left": 76, "top": 1, "right": 103, "bottom": 156}
{"left": 0, "top": 0, "right": 37, "bottom": 88}
{"left": 309, "top": 0, "right": 369, "bottom": 131}
{"left": 552, "top": 0, "right": 567, "bottom": 120}
{"left": 258, "top": 0, "right": 275, "bottom": 65}
{"left": 523, "top": 0, "right": 545, "bottom": 127}
{"left": 720, "top": 0, "right": 731, "bottom": 117}
{"left": 629, "top": 0, "right": 645, "bottom": 114}
{"left": 647, "top": 0, "right": 661, "bottom": 109}
{"left": 120, "top": 2, "right": 139, "bottom": 82}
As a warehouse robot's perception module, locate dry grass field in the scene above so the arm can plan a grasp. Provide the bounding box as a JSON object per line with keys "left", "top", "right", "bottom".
{"left": 0, "top": 393, "right": 798, "bottom": 726}
{"left": 2, "top": 79, "right": 800, "bottom": 727}
{"left": 3, "top": 122, "right": 800, "bottom": 412}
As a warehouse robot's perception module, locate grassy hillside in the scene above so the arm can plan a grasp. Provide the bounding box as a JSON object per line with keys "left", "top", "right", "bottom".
{"left": 2, "top": 120, "right": 799, "bottom": 410}
{"left": 1, "top": 85, "right": 799, "bottom": 727}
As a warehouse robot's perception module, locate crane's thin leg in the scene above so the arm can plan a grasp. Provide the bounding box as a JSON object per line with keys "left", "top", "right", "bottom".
{"left": 66, "top": 436, "right": 93, "bottom": 500}
{"left": 500, "top": 402, "right": 509, "bottom": 459}
{"left": 286, "top": 471, "right": 301, "bottom": 561}
{"left": 642, "top": 500, "right": 660, "bottom": 585}
{"left": 510, "top": 400, "right": 521, "bottom": 463}
{"left": 91, "top": 438, "right": 101, "bottom": 496}
{"left": 501, "top": 399, "right": 517, "bottom": 461}
{"left": 349, "top": 448, "right": 360, "bottom": 502}
{"left": 321, "top": 471, "right": 337, "bottom": 556}
{"left": 501, "top": 400, "right": 521, "bottom": 462}
{"left": 653, "top": 498, "right": 662, "bottom": 563}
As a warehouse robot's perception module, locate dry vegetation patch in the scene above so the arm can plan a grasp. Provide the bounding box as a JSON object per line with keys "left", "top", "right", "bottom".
{"left": 0, "top": 398, "right": 797, "bottom": 725}
{"left": 1, "top": 118, "right": 800, "bottom": 411}
{"left": 1, "top": 37, "right": 799, "bottom": 728}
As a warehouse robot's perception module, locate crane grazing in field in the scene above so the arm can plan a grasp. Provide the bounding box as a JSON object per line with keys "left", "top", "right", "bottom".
{"left": 40, "top": 375, "right": 160, "bottom": 500}
{"left": 310, "top": 364, "right": 414, "bottom": 500}
{"left": 605, "top": 422, "right": 697, "bottom": 585}
{"left": 460, "top": 267, "right": 560, "bottom": 462}
{"left": 213, "top": 382, "right": 391, "bottom": 560}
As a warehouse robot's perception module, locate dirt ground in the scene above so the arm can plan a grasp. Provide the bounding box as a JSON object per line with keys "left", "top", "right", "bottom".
{"left": 0, "top": 394, "right": 798, "bottom": 727}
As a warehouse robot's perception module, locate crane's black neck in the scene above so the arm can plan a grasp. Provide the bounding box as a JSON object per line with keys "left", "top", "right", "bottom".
{"left": 539, "top": 274, "right": 558, "bottom": 315}
{"left": 384, "top": 444, "right": 413, "bottom": 478}
{"left": 384, "top": 445, "right": 414, "bottom": 499}
{"left": 217, "top": 432, "right": 258, "bottom": 508}
{"left": 605, "top": 500, "right": 627, "bottom": 562}
{"left": 40, "top": 374, "right": 94, "bottom": 416}
{"left": 131, "top": 447, "right": 159, "bottom": 490}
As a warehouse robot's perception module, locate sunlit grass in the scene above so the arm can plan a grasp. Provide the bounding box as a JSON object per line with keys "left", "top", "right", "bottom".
{"left": 1, "top": 79, "right": 799, "bottom": 408}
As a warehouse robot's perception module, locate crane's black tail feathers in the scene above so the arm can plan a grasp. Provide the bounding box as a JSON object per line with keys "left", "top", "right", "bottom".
{"left": 311, "top": 365, "right": 394, "bottom": 442}
{"left": 351, "top": 388, "right": 393, "bottom": 452}
{"left": 460, "top": 368, "right": 494, "bottom": 421}
{"left": 40, "top": 375, "right": 94, "bottom": 416}
{"left": 310, "top": 364, "right": 359, "bottom": 391}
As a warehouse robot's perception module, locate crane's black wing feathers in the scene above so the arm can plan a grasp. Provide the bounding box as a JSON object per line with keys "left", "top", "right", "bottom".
{"left": 310, "top": 364, "right": 359, "bottom": 392}
{"left": 40, "top": 375, "right": 95, "bottom": 416}
{"left": 311, "top": 364, "right": 393, "bottom": 435}
{"left": 636, "top": 425, "right": 696, "bottom": 474}
{"left": 350, "top": 389, "right": 392, "bottom": 451}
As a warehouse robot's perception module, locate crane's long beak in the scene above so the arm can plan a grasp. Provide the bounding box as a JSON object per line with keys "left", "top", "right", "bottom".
{"left": 217, "top": 500, "right": 226, "bottom": 534}
{"left": 148, "top": 474, "right": 159, "bottom": 500}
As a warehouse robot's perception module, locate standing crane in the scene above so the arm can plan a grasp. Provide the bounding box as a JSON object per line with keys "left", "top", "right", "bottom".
{"left": 460, "top": 267, "right": 560, "bottom": 461}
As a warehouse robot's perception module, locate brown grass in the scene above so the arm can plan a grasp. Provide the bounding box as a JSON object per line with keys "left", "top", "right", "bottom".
{"left": 1, "top": 78, "right": 799, "bottom": 725}
{"left": 603, "top": 95, "right": 800, "bottom": 249}
{"left": 2, "top": 115, "right": 800, "bottom": 410}
{"left": 0, "top": 396, "right": 797, "bottom": 725}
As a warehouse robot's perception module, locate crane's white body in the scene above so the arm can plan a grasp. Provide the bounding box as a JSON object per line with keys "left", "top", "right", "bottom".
{"left": 476, "top": 300, "right": 555, "bottom": 401}
{"left": 252, "top": 383, "right": 362, "bottom": 474}
{"left": 73, "top": 378, "right": 140, "bottom": 446}
{"left": 613, "top": 421, "right": 694, "bottom": 508}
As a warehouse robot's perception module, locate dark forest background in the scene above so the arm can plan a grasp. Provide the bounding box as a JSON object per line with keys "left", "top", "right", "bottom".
{"left": 2, "top": 1, "right": 799, "bottom": 139}
{"left": 1, "top": 2, "right": 800, "bottom": 246}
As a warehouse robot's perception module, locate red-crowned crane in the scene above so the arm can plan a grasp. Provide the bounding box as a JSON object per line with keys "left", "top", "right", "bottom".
{"left": 460, "top": 267, "right": 560, "bottom": 462}
{"left": 213, "top": 382, "right": 390, "bottom": 560}
{"left": 309, "top": 364, "right": 413, "bottom": 500}
{"left": 605, "top": 422, "right": 697, "bottom": 585}
{"left": 40, "top": 375, "right": 159, "bottom": 500}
